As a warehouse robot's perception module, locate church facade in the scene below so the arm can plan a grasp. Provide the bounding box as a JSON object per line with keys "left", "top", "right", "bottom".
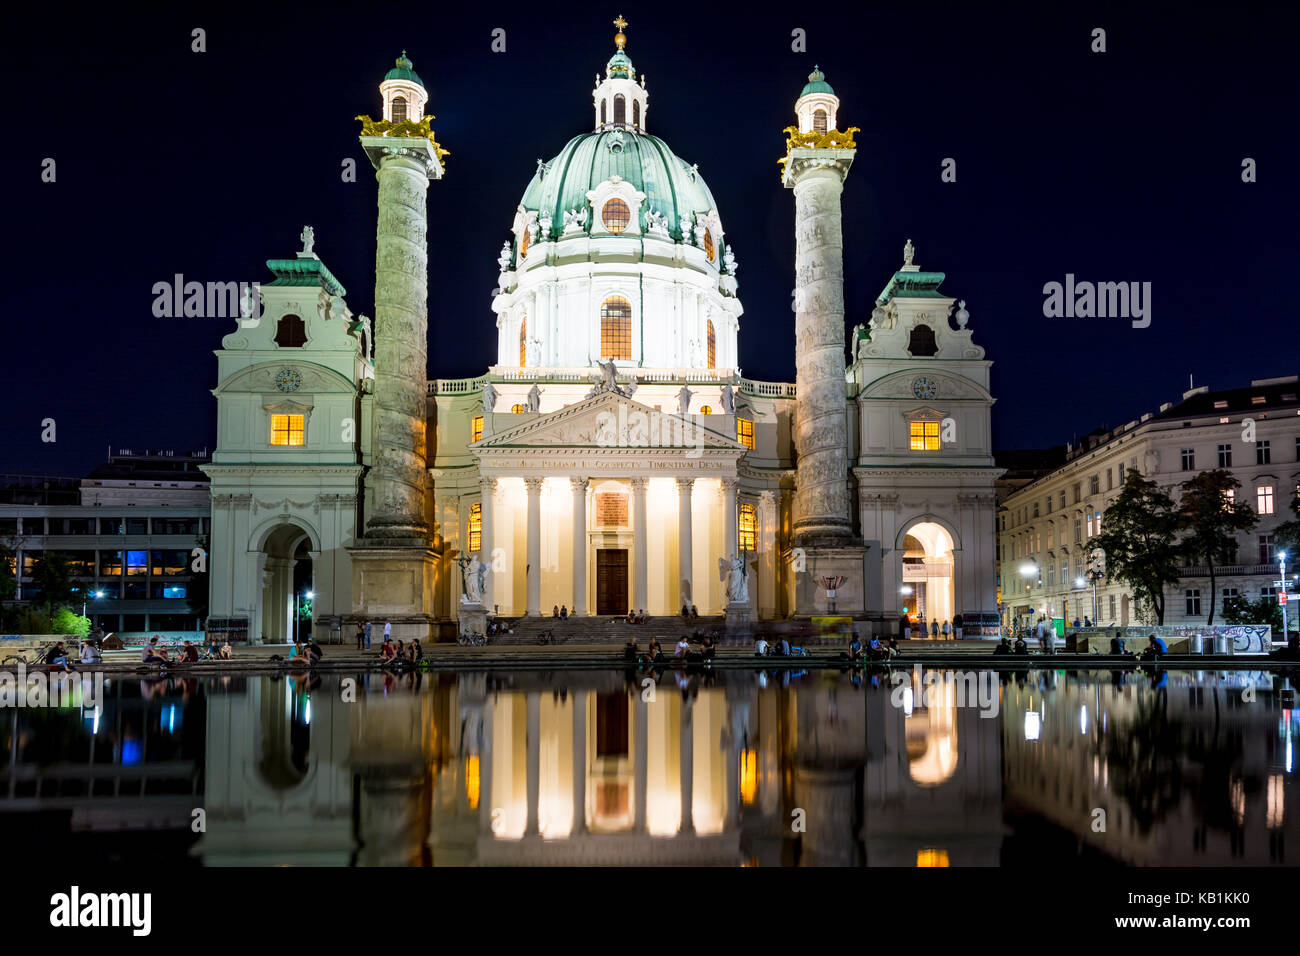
{"left": 204, "top": 26, "right": 1001, "bottom": 641}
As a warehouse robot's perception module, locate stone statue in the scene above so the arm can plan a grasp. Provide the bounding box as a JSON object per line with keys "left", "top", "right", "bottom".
{"left": 720, "top": 384, "right": 735, "bottom": 414}
{"left": 677, "top": 385, "right": 693, "bottom": 416}
{"left": 623, "top": 380, "right": 637, "bottom": 399}
{"left": 678, "top": 217, "right": 692, "bottom": 241}
{"left": 538, "top": 211, "right": 552, "bottom": 239}
{"left": 526, "top": 384, "right": 543, "bottom": 413}
{"left": 597, "top": 358, "right": 619, "bottom": 391}
{"left": 563, "top": 207, "right": 589, "bottom": 232}
{"left": 498, "top": 242, "right": 512, "bottom": 273}
{"left": 719, "top": 554, "right": 749, "bottom": 604}
{"left": 903, "top": 238, "right": 915, "bottom": 266}
{"left": 692, "top": 222, "right": 707, "bottom": 248}
{"left": 317, "top": 288, "right": 332, "bottom": 322}
{"left": 239, "top": 285, "right": 259, "bottom": 319}
{"left": 299, "top": 225, "right": 315, "bottom": 257}
{"left": 480, "top": 381, "right": 498, "bottom": 413}
{"left": 644, "top": 208, "right": 669, "bottom": 237}
{"left": 723, "top": 248, "right": 738, "bottom": 274}
{"left": 461, "top": 555, "right": 486, "bottom": 605}
{"left": 526, "top": 338, "right": 542, "bottom": 366}
{"left": 870, "top": 304, "right": 888, "bottom": 329}
{"left": 953, "top": 299, "right": 970, "bottom": 328}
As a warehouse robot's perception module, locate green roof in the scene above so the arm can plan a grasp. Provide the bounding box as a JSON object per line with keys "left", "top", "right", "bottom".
{"left": 800, "top": 65, "right": 834, "bottom": 97}
{"left": 875, "top": 270, "right": 947, "bottom": 305}
{"left": 519, "top": 130, "right": 720, "bottom": 245}
{"left": 383, "top": 51, "right": 424, "bottom": 89}
{"left": 265, "top": 257, "right": 347, "bottom": 297}
{"left": 606, "top": 50, "right": 635, "bottom": 79}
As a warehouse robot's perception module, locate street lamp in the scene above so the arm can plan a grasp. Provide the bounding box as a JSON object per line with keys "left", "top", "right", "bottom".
{"left": 1281, "top": 552, "right": 1289, "bottom": 646}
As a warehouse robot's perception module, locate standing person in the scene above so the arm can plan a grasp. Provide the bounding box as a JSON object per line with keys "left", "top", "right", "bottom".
{"left": 930, "top": 619, "right": 939, "bottom": 639}
{"left": 941, "top": 620, "right": 951, "bottom": 640}
{"left": 363, "top": 621, "right": 372, "bottom": 650}
{"left": 383, "top": 621, "right": 392, "bottom": 642}
{"left": 355, "top": 623, "right": 365, "bottom": 651}
{"left": 952, "top": 614, "right": 963, "bottom": 640}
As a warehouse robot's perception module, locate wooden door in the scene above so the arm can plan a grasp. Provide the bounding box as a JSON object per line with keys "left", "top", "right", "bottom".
{"left": 596, "top": 549, "right": 629, "bottom": 615}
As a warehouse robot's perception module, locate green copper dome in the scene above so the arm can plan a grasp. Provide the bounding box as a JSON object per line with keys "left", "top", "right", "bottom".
{"left": 800, "top": 65, "right": 834, "bottom": 97}
{"left": 520, "top": 130, "right": 719, "bottom": 243}
{"left": 384, "top": 51, "right": 425, "bottom": 89}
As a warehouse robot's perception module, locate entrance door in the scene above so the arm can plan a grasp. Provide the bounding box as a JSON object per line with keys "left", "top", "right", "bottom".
{"left": 596, "top": 549, "right": 629, "bottom": 615}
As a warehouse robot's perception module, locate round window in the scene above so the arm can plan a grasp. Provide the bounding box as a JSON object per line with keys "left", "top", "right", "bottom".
{"left": 602, "top": 198, "right": 631, "bottom": 233}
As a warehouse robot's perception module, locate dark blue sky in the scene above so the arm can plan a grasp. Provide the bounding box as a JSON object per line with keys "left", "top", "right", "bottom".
{"left": 2, "top": 1, "right": 1296, "bottom": 477}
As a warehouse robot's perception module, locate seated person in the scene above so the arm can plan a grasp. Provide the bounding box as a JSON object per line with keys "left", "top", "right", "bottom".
{"left": 409, "top": 639, "right": 422, "bottom": 661}
{"left": 645, "top": 639, "right": 663, "bottom": 662}
{"left": 377, "top": 640, "right": 397, "bottom": 663}
{"left": 308, "top": 640, "right": 324, "bottom": 662}
{"left": 772, "top": 637, "right": 791, "bottom": 657}
{"left": 866, "top": 637, "right": 886, "bottom": 660}
{"left": 675, "top": 636, "right": 691, "bottom": 658}
{"left": 1139, "top": 635, "right": 1167, "bottom": 660}
{"left": 141, "top": 638, "right": 169, "bottom": 665}
{"left": 993, "top": 637, "right": 1012, "bottom": 655}
{"left": 208, "top": 638, "right": 221, "bottom": 656}
{"left": 560, "top": 605, "right": 568, "bottom": 619}
{"left": 623, "top": 638, "right": 639, "bottom": 662}
{"left": 689, "top": 605, "right": 699, "bottom": 620}
{"left": 755, "top": 636, "right": 769, "bottom": 657}
{"left": 1013, "top": 637, "right": 1029, "bottom": 655}
{"left": 219, "top": 641, "right": 233, "bottom": 660}
{"left": 179, "top": 641, "right": 200, "bottom": 663}
{"left": 44, "top": 642, "right": 73, "bottom": 672}
{"left": 886, "top": 638, "right": 901, "bottom": 658}
{"left": 553, "top": 605, "right": 560, "bottom": 618}
{"left": 681, "top": 605, "right": 690, "bottom": 619}
{"left": 1108, "top": 632, "right": 1128, "bottom": 655}
{"left": 79, "top": 641, "right": 102, "bottom": 664}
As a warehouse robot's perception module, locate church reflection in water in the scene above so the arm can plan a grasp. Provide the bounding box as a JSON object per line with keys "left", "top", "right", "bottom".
{"left": 2, "top": 668, "right": 1297, "bottom": 865}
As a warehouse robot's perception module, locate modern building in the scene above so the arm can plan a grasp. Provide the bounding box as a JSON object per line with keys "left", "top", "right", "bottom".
{"left": 997, "top": 375, "right": 1300, "bottom": 629}
{"left": 0, "top": 449, "right": 210, "bottom": 634}
{"left": 205, "top": 25, "right": 1002, "bottom": 642}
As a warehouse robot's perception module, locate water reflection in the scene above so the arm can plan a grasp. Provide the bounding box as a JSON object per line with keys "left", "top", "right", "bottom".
{"left": 1, "top": 667, "right": 1296, "bottom": 866}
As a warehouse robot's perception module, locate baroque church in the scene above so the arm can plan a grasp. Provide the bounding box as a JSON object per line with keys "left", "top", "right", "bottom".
{"left": 204, "top": 22, "right": 1001, "bottom": 642}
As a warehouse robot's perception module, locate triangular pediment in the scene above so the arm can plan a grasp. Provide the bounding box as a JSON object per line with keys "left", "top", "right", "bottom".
{"left": 474, "top": 390, "right": 745, "bottom": 452}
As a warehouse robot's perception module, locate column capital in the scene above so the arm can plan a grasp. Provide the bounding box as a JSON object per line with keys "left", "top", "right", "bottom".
{"left": 676, "top": 477, "right": 695, "bottom": 493}
{"left": 719, "top": 477, "right": 739, "bottom": 494}
{"left": 629, "top": 476, "right": 649, "bottom": 493}
{"left": 523, "top": 476, "right": 545, "bottom": 493}
{"left": 478, "top": 475, "right": 497, "bottom": 494}
{"left": 570, "top": 476, "right": 590, "bottom": 493}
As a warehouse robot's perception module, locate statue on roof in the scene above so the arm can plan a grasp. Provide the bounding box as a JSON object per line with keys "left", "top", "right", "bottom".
{"left": 903, "top": 238, "right": 914, "bottom": 267}
{"left": 526, "top": 384, "right": 543, "bottom": 413}
{"left": 299, "top": 225, "right": 316, "bottom": 257}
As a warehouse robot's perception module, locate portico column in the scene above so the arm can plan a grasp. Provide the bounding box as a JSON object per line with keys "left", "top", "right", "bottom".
{"left": 677, "top": 478, "right": 694, "bottom": 610}
{"left": 478, "top": 477, "right": 496, "bottom": 611}
{"left": 631, "top": 478, "right": 649, "bottom": 612}
{"left": 525, "top": 692, "right": 540, "bottom": 836}
{"left": 721, "top": 478, "right": 739, "bottom": 556}
{"left": 572, "top": 690, "right": 587, "bottom": 835}
{"left": 525, "top": 477, "right": 543, "bottom": 616}
{"left": 571, "top": 478, "right": 589, "bottom": 616}
{"left": 634, "top": 694, "right": 648, "bottom": 833}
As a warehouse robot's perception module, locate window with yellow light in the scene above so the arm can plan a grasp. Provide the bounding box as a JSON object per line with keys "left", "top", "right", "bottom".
{"left": 909, "top": 420, "right": 940, "bottom": 451}
{"left": 468, "top": 503, "right": 482, "bottom": 553}
{"left": 737, "top": 418, "right": 755, "bottom": 450}
{"left": 471, "top": 416, "right": 483, "bottom": 442}
{"left": 270, "top": 413, "right": 305, "bottom": 446}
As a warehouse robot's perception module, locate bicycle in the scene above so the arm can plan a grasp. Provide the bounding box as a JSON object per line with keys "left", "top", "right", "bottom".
{"left": 2, "top": 642, "right": 58, "bottom": 667}
{"left": 457, "top": 632, "right": 487, "bottom": 646}
{"left": 537, "top": 630, "right": 557, "bottom": 645}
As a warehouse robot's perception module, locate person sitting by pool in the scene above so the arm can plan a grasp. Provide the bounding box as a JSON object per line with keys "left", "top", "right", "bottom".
{"left": 886, "top": 638, "right": 901, "bottom": 658}
{"left": 866, "top": 637, "right": 888, "bottom": 661}
{"left": 1139, "top": 634, "right": 1167, "bottom": 661}
{"left": 772, "top": 636, "right": 791, "bottom": 657}
{"left": 307, "top": 639, "right": 325, "bottom": 663}
{"left": 646, "top": 639, "right": 663, "bottom": 662}
{"left": 409, "top": 639, "right": 422, "bottom": 662}
{"left": 848, "top": 635, "right": 863, "bottom": 660}
{"left": 79, "top": 641, "right": 101, "bottom": 665}
{"left": 755, "top": 636, "right": 769, "bottom": 657}
{"left": 44, "top": 641, "right": 73, "bottom": 672}
{"left": 219, "top": 641, "right": 233, "bottom": 660}
{"left": 141, "top": 637, "right": 169, "bottom": 666}
{"left": 1108, "top": 632, "right": 1129, "bottom": 655}
{"left": 179, "top": 641, "right": 200, "bottom": 664}
{"left": 1013, "top": 636, "right": 1029, "bottom": 655}
{"left": 623, "top": 637, "right": 640, "bottom": 662}
{"left": 377, "top": 639, "right": 397, "bottom": 663}
{"left": 700, "top": 635, "right": 716, "bottom": 661}
{"left": 689, "top": 605, "right": 699, "bottom": 621}
{"left": 675, "top": 635, "right": 691, "bottom": 658}
{"left": 993, "top": 637, "right": 1013, "bottom": 655}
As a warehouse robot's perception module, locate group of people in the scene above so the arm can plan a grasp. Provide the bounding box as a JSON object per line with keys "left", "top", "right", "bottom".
{"left": 623, "top": 633, "right": 717, "bottom": 664}
{"left": 376, "top": 637, "right": 423, "bottom": 666}
{"left": 753, "top": 635, "right": 794, "bottom": 657}
{"left": 844, "top": 634, "right": 900, "bottom": 662}
{"left": 898, "top": 613, "right": 963, "bottom": 640}
{"left": 551, "top": 605, "right": 570, "bottom": 619}
{"left": 679, "top": 604, "right": 700, "bottom": 621}
{"left": 139, "top": 636, "right": 233, "bottom": 666}
{"left": 624, "top": 609, "right": 648, "bottom": 624}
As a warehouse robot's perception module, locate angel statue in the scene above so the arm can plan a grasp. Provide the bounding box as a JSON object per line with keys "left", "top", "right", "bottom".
{"left": 497, "top": 242, "right": 513, "bottom": 273}
{"left": 480, "top": 381, "right": 499, "bottom": 414}
{"left": 718, "top": 554, "right": 749, "bottom": 604}
{"left": 299, "top": 225, "right": 316, "bottom": 257}
{"left": 460, "top": 555, "right": 487, "bottom": 605}
{"left": 720, "top": 384, "right": 736, "bottom": 414}
{"left": 676, "top": 385, "right": 693, "bottom": 416}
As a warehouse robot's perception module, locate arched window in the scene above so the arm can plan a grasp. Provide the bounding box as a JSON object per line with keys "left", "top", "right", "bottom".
{"left": 274, "top": 314, "right": 307, "bottom": 348}
{"left": 519, "top": 315, "right": 527, "bottom": 367}
{"left": 738, "top": 503, "right": 757, "bottom": 551}
{"left": 907, "top": 324, "right": 938, "bottom": 357}
{"left": 614, "top": 94, "right": 626, "bottom": 124}
{"left": 706, "top": 320, "right": 716, "bottom": 369}
{"left": 468, "top": 503, "right": 482, "bottom": 552}
{"left": 602, "top": 198, "right": 630, "bottom": 233}
{"left": 600, "top": 296, "right": 632, "bottom": 360}
{"left": 601, "top": 100, "right": 607, "bottom": 125}
{"left": 391, "top": 96, "right": 407, "bottom": 122}
{"left": 813, "top": 108, "right": 827, "bottom": 134}
{"left": 633, "top": 101, "right": 640, "bottom": 128}
{"left": 511, "top": 403, "right": 525, "bottom": 413}
{"left": 703, "top": 230, "right": 715, "bottom": 262}
{"left": 520, "top": 226, "right": 530, "bottom": 259}
{"left": 699, "top": 405, "right": 712, "bottom": 414}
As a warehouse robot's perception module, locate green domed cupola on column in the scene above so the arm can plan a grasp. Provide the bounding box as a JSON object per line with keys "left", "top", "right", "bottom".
{"left": 380, "top": 50, "right": 427, "bottom": 123}
{"left": 593, "top": 15, "right": 648, "bottom": 132}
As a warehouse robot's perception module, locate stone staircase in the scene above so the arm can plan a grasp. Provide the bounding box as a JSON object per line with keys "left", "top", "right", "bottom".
{"left": 488, "top": 615, "right": 726, "bottom": 646}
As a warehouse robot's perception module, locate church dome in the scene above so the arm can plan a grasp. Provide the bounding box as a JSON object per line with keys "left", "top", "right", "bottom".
{"left": 800, "top": 65, "right": 833, "bottom": 97}
{"left": 519, "top": 130, "right": 719, "bottom": 243}
{"left": 384, "top": 51, "right": 424, "bottom": 89}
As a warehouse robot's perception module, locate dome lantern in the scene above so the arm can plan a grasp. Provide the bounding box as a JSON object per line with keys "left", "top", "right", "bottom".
{"left": 794, "top": 65, "right": 839, "bottom": 135}
{"left": 593, "top": 14, "right": 648, "bottom": 132}
{"left": 380, "top": 50, "right": 427, "bottom": 124}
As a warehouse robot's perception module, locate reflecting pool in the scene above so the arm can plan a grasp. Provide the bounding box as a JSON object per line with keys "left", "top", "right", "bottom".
{"left": 2, "top": 666, "right": 1295, "bottom": 866}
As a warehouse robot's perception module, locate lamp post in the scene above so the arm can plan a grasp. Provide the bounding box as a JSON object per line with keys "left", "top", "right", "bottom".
{"left": 1281, "top": 552, "right": 1289, "bottom": 647}
{"left": 1019, "top": 562, "right": 1041, "bottom": 633}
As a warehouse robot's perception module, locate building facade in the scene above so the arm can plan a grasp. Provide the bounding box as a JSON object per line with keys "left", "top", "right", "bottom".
{"left": 997, "top": 375, "right": 1300, "bottom": 629}
{"left": 205, "top": 27, "right": 1001, "bottom": 641}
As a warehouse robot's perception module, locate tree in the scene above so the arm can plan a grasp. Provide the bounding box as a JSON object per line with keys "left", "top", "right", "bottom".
{"left": 28, "top": 552, "right": 75, "bottom": 614}
{"left": 1274, "top": 491, "right": 1300, "bottom": 558}
{"left": 1178, "top": 469, "right": 1257, "bottom": 625}
{"left": 0, "top": 539, "right": 15, "bottom": 601}
{"left": 1222, "top": 593, "right": 1282, "bottom": 633}
{"left": 1091, "top": 470, "right": 1183, "bottom": 624}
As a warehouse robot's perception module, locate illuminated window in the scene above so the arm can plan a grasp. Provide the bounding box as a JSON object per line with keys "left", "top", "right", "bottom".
{"left": 274, "top": 314, "right": 306, "bottom": 348}
{"left": 633, "top": 101, "right": 640, "bottom": 128}
{"left": 519, "top": 226, "right": 530, "bottom": 259}
{"left": 739, "top": 502, "right": 757, "bottom": 551}
{"left": 270, "top": 414, "right": 304, "bottom": 446}
{"left": 511, "top": 403, "right": 525, "bottom": 413}
{"left": 739, "top": 749, "right": 758, "bottom": 805}
{"left": 613, "top": 94, "right": 626, "bottom": 124}
{"left": 1258, "top": 485, "right": 1275, "bottom": 515}
{"left": 699, "top": 405, "right": 711, "bottom": 414}
{"left": 813, "top": 108, "right": 827, "bottom": 134}
{"left": 703, "top": 230, "right": 715, "bottom": 262}
{"left": 602, "top": 198, "right": 631, "bottom": 233}
{"left": 471, "top": 416, "right": 483, "bottom": 442}
{"left": 468, "top": 503, "right": 482, "bottom": 553}
{"left": 707, "top": 319, "right": 716, "bottom": 368}
{"left": 519, "top": 314, "right": 527, "bottom": 367}
{"left": 600, "top": 295, "right": 632, "bottom": 359}
{"left": 391, "top": 96, "right": 407, "bottom": 122}
{"left": 909, "top": 420, "right": 940, "bottom": 451}
{"left": 916, "top": 849, "right": 950, "bottom": 867}
{"left": 737, "top": 418, "right": 755, "bottom": 450}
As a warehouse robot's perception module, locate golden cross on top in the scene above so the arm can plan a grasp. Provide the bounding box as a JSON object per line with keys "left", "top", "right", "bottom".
{"left": 613, "top": 14, "right": 628, "bottom": 47}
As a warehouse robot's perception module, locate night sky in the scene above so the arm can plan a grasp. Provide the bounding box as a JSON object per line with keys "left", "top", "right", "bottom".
{"left": 3, "top": 1, "right": 1296, "bottom": 478}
